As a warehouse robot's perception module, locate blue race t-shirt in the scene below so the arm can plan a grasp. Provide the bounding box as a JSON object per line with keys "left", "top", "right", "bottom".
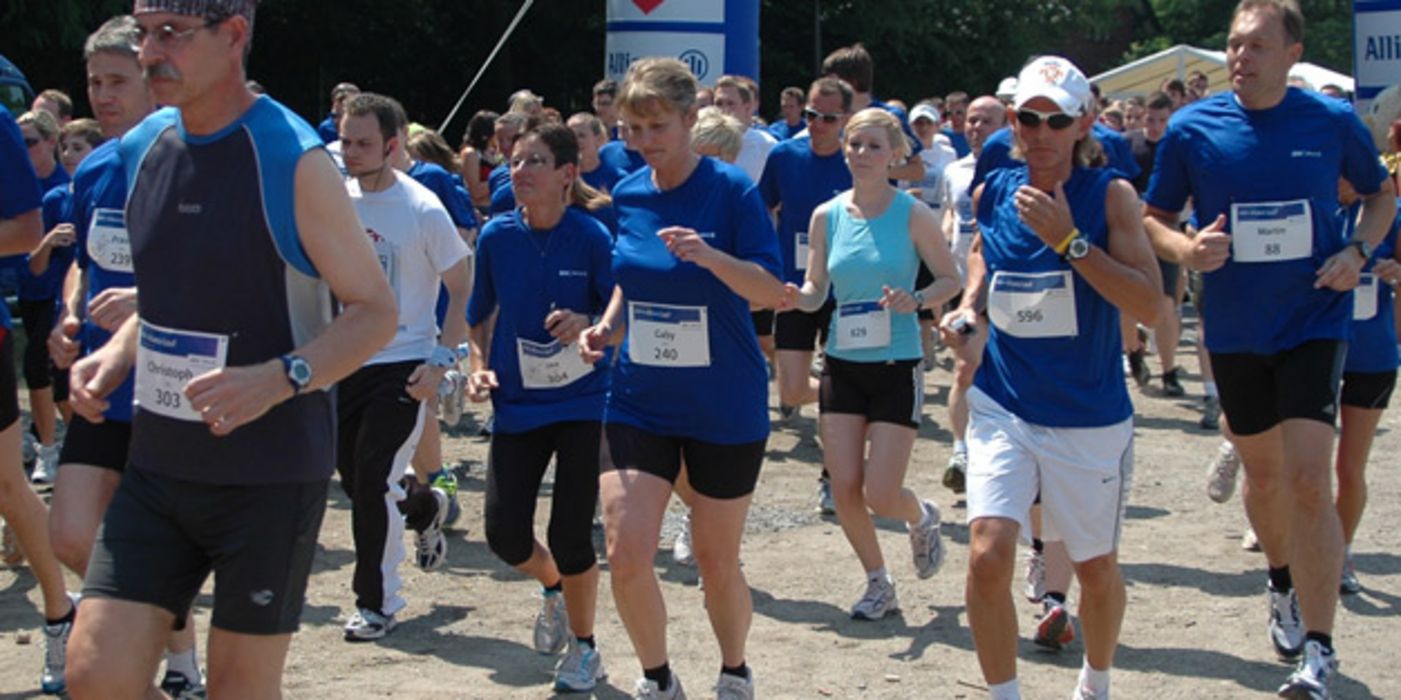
{"left": 467, "top": 207, "right": 614, "bottom": 433}
{"left": 975, "top": 166, "right": 1132, "bottom": 427}
{"left": 599, "top": 140, "right": 646, "bottom": 176}
{"left": 1145, "top": 89, "right": 1388, "bottom": 354}
{"left": 943, "top": 128, "right": 970, "bottom": 158}
{"left": 21, "top": 184, "right": 77, "bottom": 301}
{"left": 582, "top": 161, "right": 627, "bottom": 195}
{"left": 487, "top": 162, "right": 512, "bottom": 195}
{"left": 0, "top": 111, "right": 41, "bottom": 330}
{"left": 316, "top": 114, "right": 338, "bottom": 144}
{"left": 407, "top": 160, "right": 479, "bottom": 231}
{"left": 1092, "top": 122, "right": 1140, "bottom": 182}
{"left": 1345, "top": 200, "right": 1401, "bottom": 374}
{"left": 69, "top": 139, "right": 138, "bottom": 421}
{"left": 768, "top": 119, "right": 805, "bottom": 142}
{"left": 608, "top": 157, "right": 782, "bottom": 444}
{"left": 757, "top": 138, "right": 852, "bottom": 284}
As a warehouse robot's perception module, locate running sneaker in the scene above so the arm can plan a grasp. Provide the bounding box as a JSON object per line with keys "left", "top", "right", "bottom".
{"left": 429, "top": 469, "right": 462, "bottom": 530}
{"left": 942, "top": 452, "right": 967, "bottom": 494}
{"left": 1277, "top": 639, "right": 1338, "bottom": 700}
{"left": 714, "top": 669, "right": 754, "bottom": 700}
{"left": 775, "top": 404, "right": 797, "bottom": 425}
{"left": 533, "top": 588, "right": 570, "bottom": 655}
{"left": 850, "top": 574, "right": 899, "bottom": 620}
{"left": 1200, "top": 395, "right": 1222, "bottom": 430}
{"left": 1025, "top": 548, "right": 1047, "bottom": 603}
{"left": 31, "top": 443, "right": 59, "bottom": 484}
{"left": 40, "top": 593, "right": 78, "bottom": 695}
{"left": 414, "top": 487, "right": 450, "bottom": 571}
{"left": 1243, "top": 527, "right": 1261, "bottom": 552}
{"left": 554, "top": 638, "right": 606, "bottom": 692}
{"left": 1206, "top": 441, "right": 1241, "bottom": 504}
{"left": 634, "top": 673, "right": 686, "bottom": 699}
{"left": 816, "top": 477, "right": 836, "bottom": 515}
{"left": 1127, "top": 350, "right": 1151, "bottom": 389}
{"left": 1269, "top": 586, "right": 1305, "bottom": 662}
{"left": 673, "top": 512, "right": 695, "bottom": 566}
{"left": 344, "top": 607, "right": 397, "bottom": 641}
{"left": 1072, "top": 684, "right": 1107, "bottom": 700}
{"left": 1033, "top": 599, "right": 1076, "bottom": 650}
{"left": 908, "top": 500, "right": 944, "bottom": 579}
{"left": 158, "top": 670, "right": 207, "bottom": 699}
{"left": 438, "top": 369, "right": 466, "bottom": 427}
{"left": 1162, "top": 367, "right": 1186, "bottom": 397}
{"left": 1339, "top": 552, "right": 1361, "bottom": 596}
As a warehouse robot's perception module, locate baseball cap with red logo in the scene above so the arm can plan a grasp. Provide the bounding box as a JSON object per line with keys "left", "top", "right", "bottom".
{"left": 1013, "top": 56, "right": 1092, "bottom": 116}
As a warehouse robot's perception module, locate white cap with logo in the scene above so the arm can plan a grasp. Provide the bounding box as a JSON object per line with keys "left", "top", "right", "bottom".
{"left": 910, "top": 104, "right": 941, "bottom": 125}
{"left": 1013, "top": 56, "right": 1092, "bottom": 116}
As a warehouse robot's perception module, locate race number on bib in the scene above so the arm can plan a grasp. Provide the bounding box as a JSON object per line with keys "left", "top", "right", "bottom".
{"left": 368, "top": 231, "right": 400, "bottom": 297}
{"left": 135, "top": 321, "right": 229, "bottom": 422}
{"left": 794, "top": 232, "right": 810, "bottom": 272}
{"left": 834, "top": 301, "right": 891, "bottom": 350}
{"left": 988, "top": 270, "right": 1078, "bottom": 339}
{"left": 87, "top": 208, "right": 133, "bottom": 273}
{"left": 628, "top": 302, "right": 710, "bottom": 368}
{"left": 1354, "top": 273, "right": 1379, "bottom": 321}
{"left": 1231, "top": 200, "right": 1312, "bottom": 263}
{"left": 517, "top": 338, "right": 594, "bottom": 389}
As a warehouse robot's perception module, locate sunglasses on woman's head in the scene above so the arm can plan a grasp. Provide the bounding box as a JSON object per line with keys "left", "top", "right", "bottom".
{"left": 1016, "top": 109, "right": 1077, "bottom": 130}
{"left": 803, "top": 108, "right": 843, "bottom": 124}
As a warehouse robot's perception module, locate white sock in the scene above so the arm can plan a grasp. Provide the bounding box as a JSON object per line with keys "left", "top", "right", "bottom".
{"left": 166, "top": 647, "right": 199, "bottom": 679}
{"left": 866, "top": 566, "right": 888, "bottom": 583}
{"left": 1078, "top": 659, "right": 1110, "bottom": 695}
{"left": 1203, "top": 381, "right": 1218, "bottom": 399}
{"left": 988, "top": 678, "right": 1021, "bottom": 700}
{"left": 953, "top": 439, "right": 967, "bottom": 455}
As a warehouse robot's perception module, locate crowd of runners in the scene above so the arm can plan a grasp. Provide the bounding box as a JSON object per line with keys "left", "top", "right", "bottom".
{"left": 1, "top": 0, "right": 1398, "bottom": 698}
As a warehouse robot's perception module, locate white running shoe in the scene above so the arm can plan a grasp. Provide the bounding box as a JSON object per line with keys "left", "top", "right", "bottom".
{"left": 850, "top": 574, "right": 899, "bottom": 620}
{"left": 533, "top": 588, "right": 569, "bottom": 655}
{"left": 438, "top": 370, "right": 466, "bottom": 427}
{"left": 1277, "top": 640, "right": 1337, "bottom": 699}
{"left": 672, "top": 512, "right": 695, "bottom": 567}
{"left": 553, "top": 638, "right": 605, "bottom": 692}
{"left": 816, "top": 477, "right": 836, "bottom": 515}
{"left": 1242, "top": 527, "right": 1261, "bottom": 552}
{"left": 343, "top": 607, "right": 397, "bottom": 641}
{"left": 1025, "top": 548, "right": 1047, "bottom": 603}
{"left": 1269, "top": 586, "right": 1305, "bottom": 661}
{"left": 31, "top": 443, "right": 59, "bottom": 484}
{"left": 908, "top": 500, "right": 944, "bottom": 579}
{"left": 714, "top": 669, "right": 754, "bottom": 700}
{"left": 1073, "top": 684, "right": 1108, "bottom": 700}
{"left": 634, "top": 672, "right": 686, "bottom": 699}
{"left": 1339, "top": 551, "right": 1361, "bottom": 596}
{"left": 40, "top": 593, "right": 78, "bottom": 695}
{"left": 414, "top": 487, "right": 449, "bottom": 571}
{"left": 1206, "top": 441, "right": 1241, "bottom": 503}
{"left": 1033, "top": 598, "right": 1075, "bottom": 650}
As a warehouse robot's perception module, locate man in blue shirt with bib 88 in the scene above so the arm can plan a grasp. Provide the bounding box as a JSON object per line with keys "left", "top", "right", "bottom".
{"left": 1143, "top": 2, "right": 1396, "bottom": 698}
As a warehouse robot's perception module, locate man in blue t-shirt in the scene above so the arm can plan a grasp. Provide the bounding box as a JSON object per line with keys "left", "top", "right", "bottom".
{"left": 1143, "top": 3, "right": 1396, "bottom": 697}
{"left": 316, "top": 82, "right": 358, "bottom": 145}
{"left": 941, "top": 91, "right": 971, "bottom": 158}
{"left": 767, "top": 86, "right": 806, "bottom": 141}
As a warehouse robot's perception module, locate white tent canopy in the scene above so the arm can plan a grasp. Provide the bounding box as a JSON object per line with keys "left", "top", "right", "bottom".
{"left": 1091, "top": 44, "right": 1354, "bottom": 99}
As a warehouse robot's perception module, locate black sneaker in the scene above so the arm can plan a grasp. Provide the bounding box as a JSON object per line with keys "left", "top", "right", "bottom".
{"left": 1200, "top": 396, "right": 1222, "bottom": 430}
{"left": 1162, "top": 367, "right": 1186, "bottom": 397}
{"left": 1128, "top": 350, "right": 1151, "bottom": 389}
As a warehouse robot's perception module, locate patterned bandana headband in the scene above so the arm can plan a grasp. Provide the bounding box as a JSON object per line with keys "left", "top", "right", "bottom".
{"left": 132, "top": 0, "right": 256, "bottom": 33}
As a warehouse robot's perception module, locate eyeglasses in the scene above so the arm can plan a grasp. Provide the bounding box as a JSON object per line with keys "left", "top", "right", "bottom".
{"left": 134, "top": 19, "right": 220, "bottom": 49}
{"left": 1016, "top": 108, "right": 1077, "bottom": 130}
{"left": 22, "top": 137, "right": 40, "bottom": 148}
{"left": 510, "top": 153, "right": 554, "bottom": 171}
{"left": 803, "top": 108, "right": 844, "bottom": 124}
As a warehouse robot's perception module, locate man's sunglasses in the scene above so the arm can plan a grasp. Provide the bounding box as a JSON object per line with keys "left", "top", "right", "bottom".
{"left": 1016, "top": 109, "right": 1077, "bottom": 130}
{"left": 803, "top": 108, "right": 844, "bottom": 124}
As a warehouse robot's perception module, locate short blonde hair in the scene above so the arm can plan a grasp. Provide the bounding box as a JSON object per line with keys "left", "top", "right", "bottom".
{"left": 691, "top": 107, "right": 744, "bottom": 163}
{"left": 618, "top": 57, "right": 698, "bottom": 119}
{"left": 18, "top": 109, "right": 59, "bottom": 141}
{"left": 843, "top": 107, "right": 909, "bottom": 161}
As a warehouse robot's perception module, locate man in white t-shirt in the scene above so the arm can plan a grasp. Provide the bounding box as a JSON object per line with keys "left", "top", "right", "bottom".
{"left": 715, "top": 74, "right": 777, "bottom": 183}
{"left": 937, "top": 94, "right": 1005, "bottom": 493}
{"left": 337, "top": 93, "right": 472, "bottom": 642}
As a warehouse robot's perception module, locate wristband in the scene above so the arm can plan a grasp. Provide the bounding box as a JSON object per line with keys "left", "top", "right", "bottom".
{"left": 1053, "top": 228, "right": 1081, "bottom": 256}
{"left": 429, "top": 345, "right": 457, "bottom": 368}
{"left": 912, "top": 289, "right": 926, "bottom": 308}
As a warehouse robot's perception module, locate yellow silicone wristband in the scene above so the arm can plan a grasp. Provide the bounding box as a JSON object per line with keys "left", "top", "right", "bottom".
{"left": 1054, "top": 228, "right": 1081, "bottom": 256}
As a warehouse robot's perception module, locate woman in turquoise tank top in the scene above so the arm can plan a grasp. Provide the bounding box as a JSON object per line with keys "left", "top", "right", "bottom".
{"left": 780, "top": 108, "right": 960, "bottom": 620}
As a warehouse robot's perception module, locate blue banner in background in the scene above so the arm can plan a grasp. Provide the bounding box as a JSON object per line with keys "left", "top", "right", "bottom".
{"left": 1355, "top": 0, "right": 1401, "bottom": 111}
{"left": 605, "top": 0, "right": 759, "bottom": 85}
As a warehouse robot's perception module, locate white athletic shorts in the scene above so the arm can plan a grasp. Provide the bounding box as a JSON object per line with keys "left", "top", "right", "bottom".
{"left": 965, "top": 386, "right": 1134, "bottom": 562}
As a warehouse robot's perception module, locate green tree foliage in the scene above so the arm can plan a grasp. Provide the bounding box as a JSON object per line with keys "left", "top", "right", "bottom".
{"left": 1128, "top": 0, "right": 1354, "bottom": 72}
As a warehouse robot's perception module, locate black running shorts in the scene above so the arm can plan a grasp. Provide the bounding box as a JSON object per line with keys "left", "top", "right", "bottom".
{"left": 601, "top": 422, "right": 765, "bottom": 500}
{"left": 1209, "top": 339, "right": 1346, "bottom": 436}
{"left": 819, "top": 356, "right": 924, "bottom": 429}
